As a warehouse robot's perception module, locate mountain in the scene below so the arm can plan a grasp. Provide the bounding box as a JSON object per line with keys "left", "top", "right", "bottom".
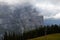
{"left": 44, "top": 19, "right": 60, "bottom": 25}
{"left": 0, "top": 2, "right": 44, "bottom": 34}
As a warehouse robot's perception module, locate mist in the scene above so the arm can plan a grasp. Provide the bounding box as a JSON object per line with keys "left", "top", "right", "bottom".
{"left": 0, "top": 2, "right": 42, "bottom": 34}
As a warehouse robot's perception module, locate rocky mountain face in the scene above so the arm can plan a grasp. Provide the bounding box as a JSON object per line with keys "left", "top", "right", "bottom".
{"left": 0, "top": 3, "right": 43, "bottom": 35}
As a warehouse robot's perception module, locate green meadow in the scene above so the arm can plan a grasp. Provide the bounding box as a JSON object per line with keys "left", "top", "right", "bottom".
{"left": 28, "top": 33, "right": 60, "bottom": 40}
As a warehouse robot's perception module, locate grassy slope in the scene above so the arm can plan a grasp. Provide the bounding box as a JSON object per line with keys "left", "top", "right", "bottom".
{"left": 28, "top": 33, "right": 60, "bottom": 40}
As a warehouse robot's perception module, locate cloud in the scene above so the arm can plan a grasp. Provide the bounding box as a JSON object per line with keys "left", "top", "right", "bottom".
{"left": 44, "top": 13, "right": 60, "bottom": 20}
{"left": 53, "top": 13, "right": 60, "bottom": 19}
{"left": 34, "top": 0, "right": 60, "bottom": 19}
{"left": 0, "top": 0, "right": 27, "bottom": 5}
{"left": 0, "top": 0, "right": 37, "bottom": 5}
{"left": 49, "top": 0, "right": 60, "bottom": 5}
{"left": 36, "top": 3, "right": 60, "bottom": 10}
{"left": 0, "top": 0, "right": 60, "bottom": 20}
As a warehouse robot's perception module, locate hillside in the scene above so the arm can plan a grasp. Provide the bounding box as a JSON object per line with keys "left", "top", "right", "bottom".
{"left": 28, "top": 33, "right": 60, "bottom": 40}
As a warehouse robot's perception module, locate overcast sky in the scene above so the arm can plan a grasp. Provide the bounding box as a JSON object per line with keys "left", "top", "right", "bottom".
{"left": 0, "top": 0, "right": 60, "bottom": 19}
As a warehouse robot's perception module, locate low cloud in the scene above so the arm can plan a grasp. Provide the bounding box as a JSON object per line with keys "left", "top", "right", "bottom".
{"left": 35, "top": 0, "right": 60, "bottom": 19}
{"left": 0, "top": 0, "right": 60, "bottom": 19}
{"left": 52, "top": 13, "right": 60, "bottom": 19}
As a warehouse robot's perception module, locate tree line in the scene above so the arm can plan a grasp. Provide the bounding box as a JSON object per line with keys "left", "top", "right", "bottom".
{"left": 3, "top": 24, "right": 60, "bottom": 40}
